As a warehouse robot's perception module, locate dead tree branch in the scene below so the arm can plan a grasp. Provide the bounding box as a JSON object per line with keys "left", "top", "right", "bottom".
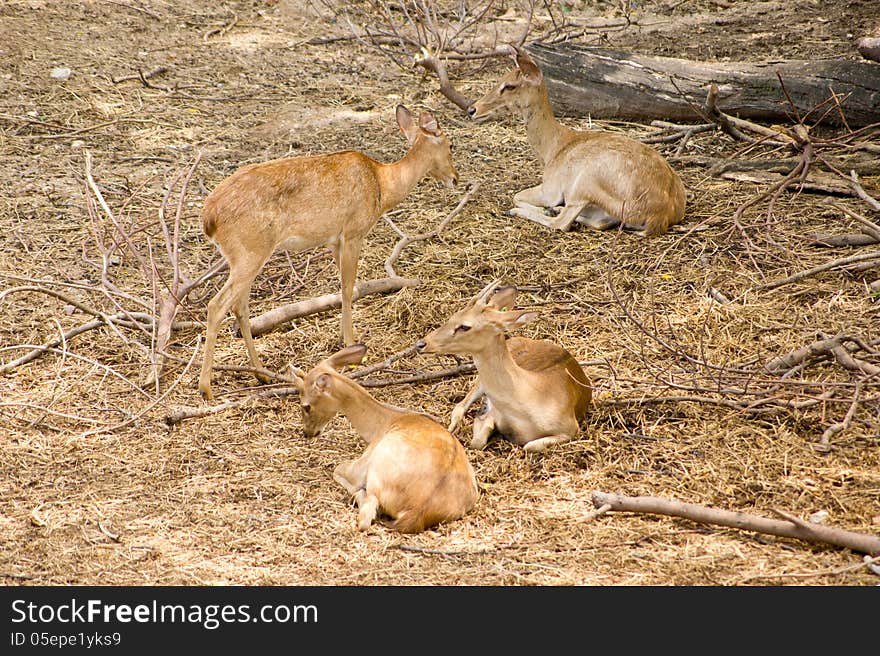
{"left": 763, "top": 332, "right": 878, "bottom": 375}
{"left": 591, "top": 492, "right": 880, "bottom": 556}
{"left": 385, "top": 180, "right": 479, "bottom": 277}
{"left": 248, "top": 276, "right": 421, "bottom": 338}
{"left": 146, "top": 152, "right": 203, "bottom": 389}
{"left": 850, "top": 170, "right": 880, "bottom": 211}
{"left": 164, "top": 352, "right": 478, "bottom": 425}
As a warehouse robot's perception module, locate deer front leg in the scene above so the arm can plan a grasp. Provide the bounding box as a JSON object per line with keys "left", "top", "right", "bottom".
{"left": 333, "top": 456, "right": 369, "bottom": 497}
{"left": 333, "top": 236, "right": 363, "bottom": 346}
{"left": 336, "top": 452, "right": 381, "bottom": 530}
{"left": 470, "top": 406, "right": 496, "bottom": 450}
{"left": 449, "top": 379, "right": 484, "bottom": 432}
{"left": 510, "top": 204, "right": 561, "bottom": 229}
{"left": 199, "top": 260, "right": 263, "bottom": 401}
{"left": 509, "top": 186, "right": 577, "bottom": 231}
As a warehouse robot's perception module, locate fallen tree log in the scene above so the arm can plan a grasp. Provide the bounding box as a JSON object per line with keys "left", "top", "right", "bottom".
{"left": 525, "top": 43, "right": 880, "bottom": 127}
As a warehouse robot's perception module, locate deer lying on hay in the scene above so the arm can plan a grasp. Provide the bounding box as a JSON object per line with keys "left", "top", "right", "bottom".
{"left": 198, "top": 105, "right": 459, "bottom": 401}
{"left": 468, "top": 45, "right": 685, "bottom": 236}
{"left": 416, "top": 281, "right": 592, "bottom": 452}
{"left": 291, "top": 344, "right": 479, "bottom": 533}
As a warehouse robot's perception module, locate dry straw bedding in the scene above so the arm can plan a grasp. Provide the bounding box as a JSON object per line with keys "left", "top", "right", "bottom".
{"left": 0, "top": 1, "right": 878, "bottom": 585}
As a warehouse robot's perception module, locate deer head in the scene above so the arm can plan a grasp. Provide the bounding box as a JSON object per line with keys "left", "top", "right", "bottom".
{"left": 415, "top": 281, "right": 538, "bottom": 356}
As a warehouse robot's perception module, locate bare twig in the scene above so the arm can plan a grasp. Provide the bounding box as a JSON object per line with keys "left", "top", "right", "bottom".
{"left": 385, "top": 181, "right": 479, "bottom": 277}
{"left": 146, "top": 152, "right": 202, "bottom": 389}
{"left": 413, "top": 48, "right": 475, "bottom": 111}
{"left": 828, "top": 201, "right": 880, "bottom": 241}
{"left": 757, "top": 251, "right": 880, "bottom": 291}
{"left": 819, "top": 381, "right": 862, "bottom": 450}
{"left": 850, "top": 170, "right": 880, "bottom": 211}
{"left": 111, "top": 65, "right": 169, "bottom": 85}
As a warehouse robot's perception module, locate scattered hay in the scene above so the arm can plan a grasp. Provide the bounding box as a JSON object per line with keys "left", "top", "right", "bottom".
{"left": 1, "top": 1, "right": 878, "bottom": 586}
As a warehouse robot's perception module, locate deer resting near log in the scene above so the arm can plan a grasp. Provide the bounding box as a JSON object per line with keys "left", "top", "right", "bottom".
{"left": 198, "top": 105, "right": 459, "bottom": 401}
{"left": 468, "top": 45, "right": 685, "bottom": 235}
{"left": 291, "top": 344, "right": 479, "bottom": 533}
{"left": 416, "top": 281, "right": 592, "bottom": 452}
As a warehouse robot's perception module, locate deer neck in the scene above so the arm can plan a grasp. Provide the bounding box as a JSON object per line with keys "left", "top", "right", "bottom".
{"left": 471, "top": 335, "right": 521, "bottom": 397}
{"left": 334, "top": 376, "right": 403, "bottom": 444}
{"left": 522, "top": 86, "right": 571, "bottom": 166}
{"left": 377, "top": 139, "right": 431, "bottom": 213}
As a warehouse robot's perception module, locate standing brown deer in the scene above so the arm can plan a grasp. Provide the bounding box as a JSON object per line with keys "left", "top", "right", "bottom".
{"left": 198, "top": 105, "right": 458, "bottom": 401}
{"left": 469, "top": 45, "right": 685, "bottom": 236}
{"left": 291, "top": 344, "right": 479, "bottom": 533}
{"left": 416, "top": 281, "right": 592, "bottom": 452}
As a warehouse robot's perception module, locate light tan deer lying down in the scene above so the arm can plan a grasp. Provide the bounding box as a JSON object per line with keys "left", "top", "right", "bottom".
{"left": 197, "top": 105, "right": 459, "bottom": 401}
{"left": 416, "top": 281, "right": 592, "bottom": 452}
{"left": 291, "top": 344, "right": 479, "bottom": 533}
{"left": 468, "top": 45, "right": 685, "bottom": 236}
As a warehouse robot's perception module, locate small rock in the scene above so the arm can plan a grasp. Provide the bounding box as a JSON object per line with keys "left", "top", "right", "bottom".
{"left": 50, "top": 67, "right": 72, "bottom": 80}
{"left": 809, "top": 510, "right": 829, "bottom": 524}
{"left": 71, "top": 140, "right": 85, "bottom": 149}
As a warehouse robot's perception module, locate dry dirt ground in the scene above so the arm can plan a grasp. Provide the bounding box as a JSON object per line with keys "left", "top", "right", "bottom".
{"left": 1, "top": 1, "right": 879, "bottom": 586}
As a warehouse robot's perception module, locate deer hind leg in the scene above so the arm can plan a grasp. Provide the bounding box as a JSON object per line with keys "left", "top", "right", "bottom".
{"left": 353, "top": 489, "right": 380, "bottom": 531}
{"left": 575, "top": 205, "right": 623, "bottom": 231}
{"left": 199, "top": 265, "right": 256, "bottom": 400}
{"left": 548, "top": 203, "right": 592, "bottom": 231}
{"left": 233, "top": 289, "right": 270, "bottom": 384}
{"left": 523, "top": 433, "right": 573, "bottom": 452}
{"left": 332, "top": 236, "right": 364, "bottom": 346}
{"left": 512, "top": 184, "right": 547, "bottom": 207}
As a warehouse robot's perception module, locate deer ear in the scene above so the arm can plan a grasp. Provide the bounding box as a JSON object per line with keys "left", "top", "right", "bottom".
{"left": 418, "top": 111, "right": 440, "bottom": 136}
{"left": 516, "top": 50, "right": 542, "bottom": 85}
{"left": 326, "top": 344, "right": 368, "bottom": 370}
{"left": 494, "top": 309, "right": 539, "bottom": 329}
{"left": 513, "top": 310, "right": 540, "bottom": 326}
{"left": 289, "top": 365, "right": 306, "bottom": 392}
{"left": 487, "top": 285, "right": 518, "bottom": 310}
{"left": 396, "top": 105, "right": 419, "bottom": 143}
{"left": 314, "top": 373, "right": 332, "bottom": 393}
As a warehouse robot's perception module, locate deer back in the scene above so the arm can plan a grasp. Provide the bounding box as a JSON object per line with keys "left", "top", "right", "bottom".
{"left": 201, "top": 151, "right": 383, "bottom": 258}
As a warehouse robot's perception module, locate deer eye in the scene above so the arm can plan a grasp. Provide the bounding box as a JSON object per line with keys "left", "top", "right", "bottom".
{"left": 302, "top": 404, "right": 311, "bottom": 414}
{"left": 500, "top": 83, "right": 516, "bottom": 93}
{"left": 455, "top": 324, "right": 471, "bottom": 333}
